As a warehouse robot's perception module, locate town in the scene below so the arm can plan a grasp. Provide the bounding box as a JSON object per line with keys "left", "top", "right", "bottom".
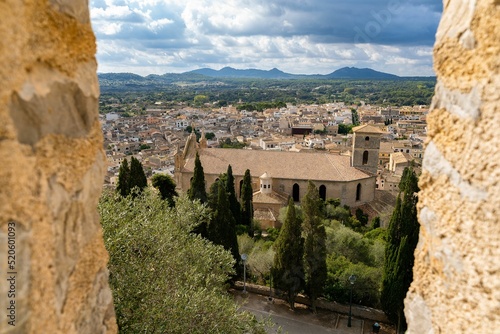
{"left": 101, "top": 98, "right": 428, "bottom": 218}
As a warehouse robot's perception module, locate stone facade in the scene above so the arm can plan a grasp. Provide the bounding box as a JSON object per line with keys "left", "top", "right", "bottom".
{"left": 405, "top": 1, "right": 500, "bottom": 333}
{"left": 0, "top": 1, "right": 116, "bottom": 333}
{"left": 351, "top": 124, "right": 383, "bottom": 175}
{"left": 175, "top": 132, "right": 378, "bottom": 208}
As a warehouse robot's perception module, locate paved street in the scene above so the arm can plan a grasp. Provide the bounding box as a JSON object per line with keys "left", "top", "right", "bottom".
{"left": 233, "top": 291, "right": 391, "bottom": 334}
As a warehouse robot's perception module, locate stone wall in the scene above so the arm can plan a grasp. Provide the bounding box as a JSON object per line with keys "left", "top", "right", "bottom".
{"left": 405, "top": 1, "right": 500, "bottom": 333}
{"left": 0, "top": 1, "right": 117, "bottom": 333}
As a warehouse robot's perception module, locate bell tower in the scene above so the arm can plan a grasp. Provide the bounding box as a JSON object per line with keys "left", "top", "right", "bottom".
{"left": 351, "top": 124, "right": 383, "bottom": 174}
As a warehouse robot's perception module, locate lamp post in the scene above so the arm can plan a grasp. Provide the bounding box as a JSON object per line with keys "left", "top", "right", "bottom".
{"left": 241, "top": 254, "right": 248, "bottom": 294}
{"left": 348, "top": 274, "right": 356, "bottom": 327}
{"left": 268, "top": 274, "right": 273, "bottom": 302}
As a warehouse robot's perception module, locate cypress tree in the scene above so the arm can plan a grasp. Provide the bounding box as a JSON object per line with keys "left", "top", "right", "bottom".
{"left": 240, "top": 169, "right": 254, "bottom": 236}
{"left": 129, "top": 157, "right": 148, "bottom": 196}
{"left": 226, "top": 165, "right": 241, "bottom": 224}
{"left": 272, "top": 198, "right": 304, "bottom": 310}
{"left": 188, "top": 152, "right": 207, "bottom": 203}
{"left": 116, "top": 158, "right": 131, "bottom": 197}
{"left": 302, "top": 181, "right": 327, "bottom": 312}
{"left": 208, "top": 181, "right": 240, "bottom": 272}
{"left": 381, "top": 167, "right": 419, "bottom": 333}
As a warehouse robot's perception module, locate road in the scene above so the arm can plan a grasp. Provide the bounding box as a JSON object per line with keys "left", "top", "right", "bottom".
{"left": 234, "top": 292, "right": 367, "bottom": 334}
{"left": 243, "top": 305, "right": 337, "bottom": 334}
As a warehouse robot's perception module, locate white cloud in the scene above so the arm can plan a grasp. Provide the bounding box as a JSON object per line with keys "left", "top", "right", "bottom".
{"left": 91, "top": 5, "right": 132, "bottom": 19}
{"left": 90, "top": 0, "right": 442, "bottom": 75}
{"left": 148, "top": 18, "right": 174, "bottom": 32}
{"left": 97, "top": 22, "right": 123, "bottom": 35}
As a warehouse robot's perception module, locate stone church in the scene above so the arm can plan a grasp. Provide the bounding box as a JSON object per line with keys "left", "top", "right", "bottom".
{"left": 174, "top": 124, "right": 383, "bottom": 228}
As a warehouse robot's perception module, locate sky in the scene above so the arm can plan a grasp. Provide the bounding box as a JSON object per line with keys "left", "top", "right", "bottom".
{"left": 90, "top": 0, "right": 443, "bottom": 76}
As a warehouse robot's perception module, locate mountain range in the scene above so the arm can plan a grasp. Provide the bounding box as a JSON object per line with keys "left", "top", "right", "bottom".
{"left": 187, "top": 66, "right": 400, "bottom": 79}
{"left": 97, "top": 66, "right": 414, "bottom": 82}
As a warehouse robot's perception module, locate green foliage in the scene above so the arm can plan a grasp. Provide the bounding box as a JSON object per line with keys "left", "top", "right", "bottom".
{"left": 116, "top": 158, "right": 130, "bottom": 197}
{"left": 117, "top": 157, "right": 147, "bottom": 197}
{"left": 205, "top": 132, "right": 216, "bottom": 140}
{"left": 188, "top": 152, "right": 207, "bottom": 204}
{"left": 151, "top": 173, "right": 178, "bottom": 207}
{"left": 236, "top": 101, "right": 286, "bottom": 112}
{"left": 247, "top": 241, "right": 275, "bottom": 285}
{"left": 325, "top": 204, "right": 365, "bottom": 232}
{"left": 272, "top": 198, "right": 304, "bottom": 309}
{"left": 217, "top": 100, "right": 228, "bottom": 107}
{"left": 323, "top": 255, "right": 383, "bottom": 307}
{"left": 338, "top": 123, "right": 354, "bottom": 135}
{"left": 325, "top": 198, "right": 341, "bottom": 207}
{"left": 265, "top": 227, "right": 280, "bottom": 242}
{"left": 221, "top": 138, "right": 247, "bottom": 149}
{"left": 99, "top": 77, "right": 435, "bottom": 108}
{"left": 194, "top": 94, "right": 209, "bottom": 105}
{"left": 302, "top": 181, "right": 327, "bottom": 312}
{"left": 237, "top": 234, "right": 255, "bottom": 256}
{"left": 322, "top": 220, "right": 385, "bottom": 307}
{"left": 364, "top": 227, "right": 387, "bottom": 242}
{"left": 351, "top": 109, "right": 360, "bottom": 125}
{"left": 129, "top": 156, "right": 148, "bottom": 195}
{"left": 241, "top": 169, "right": 254, "bottom": 236}
{"left": 325, "top": 221, "right": 375, "bottom": 266}
{"left": 381, "top": 167, "right": 420, "bottom": 331}
{"left": 207, "top": 180, "right": 241, "bottom": 274}
{"left": 99, "top": 190, "right": 266, "bottom": 334}
{"left": 235, "top": 224, "right": 249, "bottom": 236}
{"left": 355, "top": 208, "right": 369, "bottom": 226}
{"left": 226, "top": 165, "right": 241, "bottom": 224}
{"left": 370, "top": 216, "right": 381, "bottom": 229}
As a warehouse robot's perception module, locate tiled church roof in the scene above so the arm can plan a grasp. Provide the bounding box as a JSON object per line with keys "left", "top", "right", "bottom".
{"left": 182, "top": 148, "right": 371, "bottom": 182}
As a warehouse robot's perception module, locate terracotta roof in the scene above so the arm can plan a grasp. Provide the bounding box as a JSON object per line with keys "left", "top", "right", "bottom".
{"left": 182, "top": 148, "right": 371, "bottom": 182}
{"left": 253, "top": 191, "right": 289, "bottom": 205}
{"left": 254, "top": 208, "right": 276, "bottom": 222}
{"left": 352, "top": 124, "right": 384, "bottom": 134}
{"left": 392, "top": 152, "right": 413, "bottom": 163}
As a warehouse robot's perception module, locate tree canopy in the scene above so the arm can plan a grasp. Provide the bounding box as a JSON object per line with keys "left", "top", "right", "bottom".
{"left": 381, "top": 167, "right": 420, "bottom": 333}
{"left": 188, "top": 152, "right": 207, "bottom": 203}
{"left": 240, "top": 169, "right": 254, "bottom": 236}
{"left": 151, "top": 173, "right": 178, "bottom": 207}
{"left": 116, "top": 158, "right": 130, "bottom": 197}
{"left": 226, "top": 165, "right": 241, "bottom": 225}
{"left": 207, "top": 180, "right": 240, "bottom": 274}
{"left": 99, "top": 189, "right": 266, "bottom": 334}
{"left": 129, "top": 156, "right": 148, "bottom": 195}
{"left": 272, "top": 198, "right": 304, "bottom": 309}
{"left": 302, "top": 181, "right": 327, "bottom": 312}
{"left": 116, "top": 157, "right": 147, "bottom": 197}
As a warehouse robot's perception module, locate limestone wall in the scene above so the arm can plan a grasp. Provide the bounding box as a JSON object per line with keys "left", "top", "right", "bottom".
{"left": 405, "top": 1, "right": 500, "bottom": 333}
{"left": 0, "top": 1, "right": 116, "bottom": 333}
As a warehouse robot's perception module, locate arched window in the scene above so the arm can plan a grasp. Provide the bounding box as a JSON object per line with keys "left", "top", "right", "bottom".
{"left": 356, "top": 183, "right": 362, "bottom": 201}
{"left": 319, "top": 185, "right": 326, "bottom": 201}
{"left": 365, "top": 136, "right": 370, "bottom": 141}
{"left": 293, "top": 183, "right": 300, "bottom": 202}
{"left": 362, "top": 151, "right": 369, "bottom": 165}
